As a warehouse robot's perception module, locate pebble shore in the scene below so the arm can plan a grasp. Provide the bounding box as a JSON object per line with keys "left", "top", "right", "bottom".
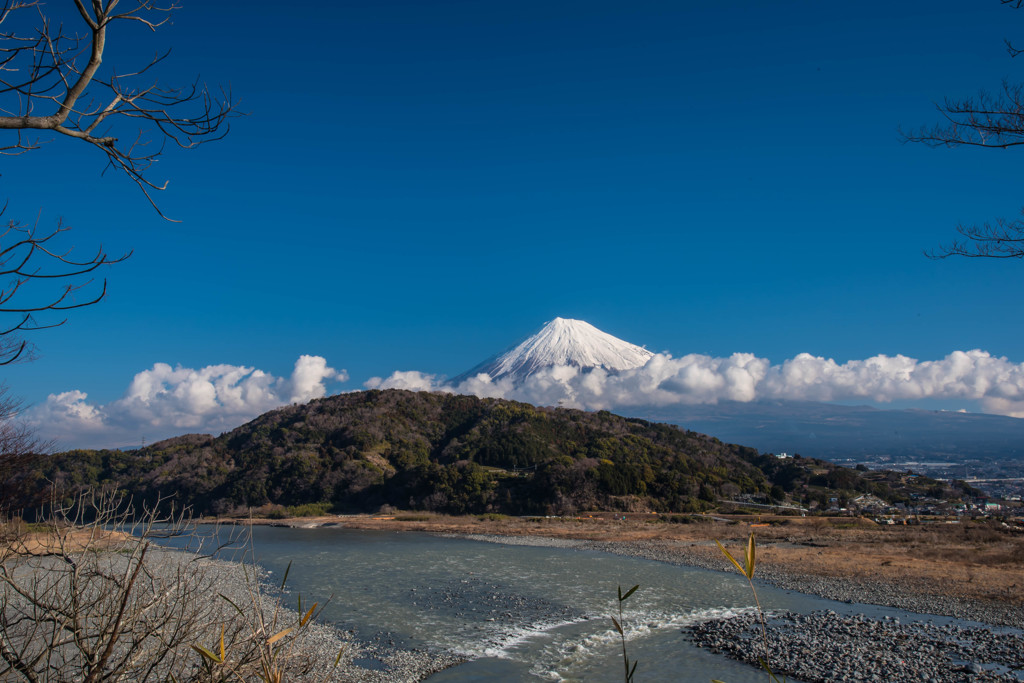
{"left": 187, "top": 551, "right": 467, "bottom": 683}
{"left": 686, "top": 610, "right": 1024, "bottom": 683}
{"left": 204, "top": 525, "right": 1024, "bottom": 680}
{"left": 141, "top": 549, "right": 466, "bottom": 683}
{"left": 1, "top": 546, "right": 465, "bottom": 683}
{"left": 457, "top": 533, "right": 1024, "bottom": 682}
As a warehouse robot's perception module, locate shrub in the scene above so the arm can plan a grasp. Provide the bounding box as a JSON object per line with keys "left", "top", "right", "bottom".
{"left": 0, "top": 491, "right": 343, "bottom": 682}
{"left": 285, "top": 502, "right": 333, "bottom": 517}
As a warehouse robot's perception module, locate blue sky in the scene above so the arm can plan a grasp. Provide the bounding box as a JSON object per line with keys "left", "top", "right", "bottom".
{"left": 5, "top": 0, "right": 1024, "bottom": 448}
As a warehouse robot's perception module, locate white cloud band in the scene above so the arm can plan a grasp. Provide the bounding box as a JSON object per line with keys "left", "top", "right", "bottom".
{"left": 370, "top": 349, "right": 1024, "bottom": 417}
{"left": 28, "top": 347, "right": 1024, "bottom": 450}
{"left": 29, "top": 355, "right": 347, "bottom": 448}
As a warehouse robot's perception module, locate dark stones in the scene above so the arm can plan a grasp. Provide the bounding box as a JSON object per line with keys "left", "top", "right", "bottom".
{"left": 684, "top": 610, "right": 1024, "bottom": 683}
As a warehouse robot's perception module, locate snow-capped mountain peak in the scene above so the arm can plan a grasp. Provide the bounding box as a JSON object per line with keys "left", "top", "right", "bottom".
{"left": 454, "top": 317, "right": 653, "bottom": 384}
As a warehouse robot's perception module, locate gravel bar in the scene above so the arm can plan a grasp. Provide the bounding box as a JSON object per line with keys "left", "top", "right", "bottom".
{"left": 686, "top": 610, "right": 1024, "bottom": 683}
{"left": 180, "top": 550, "right": 467, "bottom": 683}
{"left": 453, "top": 534, "right": 1024, "bottom": 682}
{"left": 1, "top": 546, "right": 464, "bottom": 683}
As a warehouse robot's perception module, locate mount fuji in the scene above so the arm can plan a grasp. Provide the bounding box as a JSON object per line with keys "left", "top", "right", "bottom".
{"left": 449, "top": 318, "right": 1024, "bottom": 465}
{"left": 453, "top": 317, "right": 653, "bottom": 385}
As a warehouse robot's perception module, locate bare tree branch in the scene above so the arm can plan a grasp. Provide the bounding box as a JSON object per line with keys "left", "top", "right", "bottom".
{"left": 906, "top": 1, "right": 1024, "bottom": 259}
{"left": 0, "top": 2, "right": 234, "bottom": 492}
{"left": 926, "top": 210, "right": 1024, "bottom": 259}
{"left": 902, "top": 81, "right": 1024, "bottom": 150}
{"left": 0, "top": 0, "right": 239, "bottom": 219}
{"left": 0, "top": 385, "right": 50, "bottom": 513}
{"left": 0, "top": 206, "right": 128, "bottom": 365}
{"left": 0, "top": 493, "right": 347, "bottom": 680}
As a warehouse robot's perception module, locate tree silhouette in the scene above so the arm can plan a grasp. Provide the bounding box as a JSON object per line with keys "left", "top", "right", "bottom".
{"left": 0, "top": 1, "right": 237, "bottom": 502}
{"left": 904, "top": 0, "right": 1024, "bottom": 258}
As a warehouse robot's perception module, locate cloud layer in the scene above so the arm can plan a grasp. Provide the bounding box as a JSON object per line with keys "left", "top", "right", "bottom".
{"left": 29, "top": 347, "right": 1024, "bottom": 450}
{"left": 369, "top": 349, "right": 1024, "bottom": 418}
{"left": 30, "top": 355, "right": 346, "bottom": 448}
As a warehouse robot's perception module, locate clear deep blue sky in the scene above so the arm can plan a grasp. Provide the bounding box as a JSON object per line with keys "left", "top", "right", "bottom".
{"left": 6, "top": 0, "right": 1024, "bottom": 445}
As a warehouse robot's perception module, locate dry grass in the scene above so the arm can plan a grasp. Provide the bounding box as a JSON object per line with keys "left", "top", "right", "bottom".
{"left": 0, "top": 524, "right": 132, "bottom": 560}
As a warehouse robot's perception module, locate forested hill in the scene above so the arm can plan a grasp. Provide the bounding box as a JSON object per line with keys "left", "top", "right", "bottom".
{"left": 24, "top": 389, "right": 961, "bottom": 516}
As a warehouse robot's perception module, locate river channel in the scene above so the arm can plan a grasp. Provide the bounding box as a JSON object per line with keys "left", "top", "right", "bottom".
{"left": 167, "top": 526, "right": 983, "bottom": 682}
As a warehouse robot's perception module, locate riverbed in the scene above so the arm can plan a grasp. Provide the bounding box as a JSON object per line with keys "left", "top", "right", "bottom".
{"left": 164, "top": 526, "right": 1022, "bottom": 682}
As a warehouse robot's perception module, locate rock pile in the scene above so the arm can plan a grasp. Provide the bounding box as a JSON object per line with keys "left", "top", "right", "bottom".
{"left": 686, "top": 610, "right": 1024, "bottom": 683}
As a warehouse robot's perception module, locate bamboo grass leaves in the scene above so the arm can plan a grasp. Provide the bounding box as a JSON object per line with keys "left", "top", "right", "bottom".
{"left": 612, "top": 584, "right": 640, "bottom": 683}
{"left": 716, "top": 533, "right": 756, "bottom": 580}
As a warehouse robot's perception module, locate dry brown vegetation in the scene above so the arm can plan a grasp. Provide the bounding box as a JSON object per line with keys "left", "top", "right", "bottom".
{"left": 0, "top": 496, "right": 342, "bottom": 682}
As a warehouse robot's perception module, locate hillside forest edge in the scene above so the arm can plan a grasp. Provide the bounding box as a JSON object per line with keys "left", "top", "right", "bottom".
{"left": 12, "top": 389, "right": 988, "bottom": 519}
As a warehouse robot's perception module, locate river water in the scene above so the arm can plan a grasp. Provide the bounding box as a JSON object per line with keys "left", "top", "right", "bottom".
{"left": 173, "top": 526, "right": 958, "bottom": 682}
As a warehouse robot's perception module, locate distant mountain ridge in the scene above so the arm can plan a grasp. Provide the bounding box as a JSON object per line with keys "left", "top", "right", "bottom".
{"left": 631, "top": 400, "right": 1024, "bottom": 462}
{"left": 29, "top": 390, "right": 964, "bottom": 516}
{"left": 453, "top": 317, "right": 653, "bottom": 385}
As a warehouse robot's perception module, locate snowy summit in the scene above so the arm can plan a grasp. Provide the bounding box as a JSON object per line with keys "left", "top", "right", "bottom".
{"left": 455, "top": 317, "right": 654, "bottom": 385}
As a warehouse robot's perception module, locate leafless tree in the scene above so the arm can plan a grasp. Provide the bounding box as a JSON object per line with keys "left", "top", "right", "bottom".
{"left": 903, "top": 0, "right": 1024, "bottom": 258}
{"left": 0, "top": 492, "right": 344, "bottom": 682}
{"left": 0, "top": 208, "right": 126, "bottom": 504}
{"left": 0, "top": 1, "right": 236, "bottom": 484}
{"left": 918, "top": 210, "right": 1024, "bottom": 259}
{"left": 0, "top": 210, "right": 128, "bottom": 366}
{"left": 0, "top": 0, "right": 237, "bottom": 352}
{"left": 0, "top": 0, "right": 238, "bottom": 216}
{"left": 0, "top": 385, "right": 47, "bottom": 512}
